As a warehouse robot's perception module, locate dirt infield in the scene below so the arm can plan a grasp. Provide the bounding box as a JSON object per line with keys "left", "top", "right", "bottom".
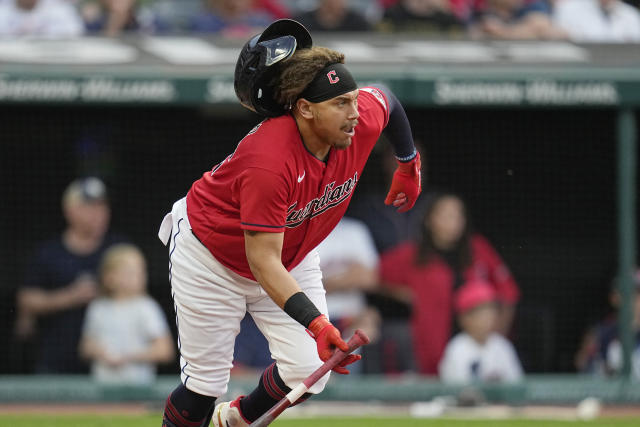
{"left": 0, "top": 403, "right": 154, "bottom": 415}
{"left": 1, "top": 401, "right": 639, "bottom": 420}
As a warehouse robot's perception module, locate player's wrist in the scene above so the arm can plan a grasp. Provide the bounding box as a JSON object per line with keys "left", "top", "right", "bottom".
{"left": 396, "top": 149, "right": 417, "bottom": 164}
{"left": 283, "top": 292, "right": 322, "bottom": 329}
{"left": 307, "top": 314, "right": 331, "bottom": 338}
{"left": 397, "top": 151, "right": 420, "bottom": 174}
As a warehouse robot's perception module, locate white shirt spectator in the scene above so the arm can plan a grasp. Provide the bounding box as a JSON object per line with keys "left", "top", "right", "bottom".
{"left": 82, "top": 295, "right": 171, "bottom": 384}
{"left": 553, "top": 0, "right": 640, "bottom": 42}
{"left": 316, "top": 216, "right": 378, "bottom": 320}
{"left": 0, "top": 0, "right": 84, "bottom": 37}
{"left": 438, "top": 332, "right": 524, "bottom": 384}
{"left": 605, "top": 339, "right": 640, "bottom": 380}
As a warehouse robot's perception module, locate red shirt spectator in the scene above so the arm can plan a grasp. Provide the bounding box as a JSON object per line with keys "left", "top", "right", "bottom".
{"left": 379, "top": 192, "right": 520, "bottom": 375}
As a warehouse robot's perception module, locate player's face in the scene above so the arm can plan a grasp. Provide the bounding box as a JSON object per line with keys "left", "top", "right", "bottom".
{"left": 311, "top": 89, "right": 360, "bottom": 150}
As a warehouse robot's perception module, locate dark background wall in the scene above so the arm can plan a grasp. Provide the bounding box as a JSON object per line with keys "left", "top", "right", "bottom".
{"left": 0, "top": 105, "right": 630, "bottom": 374}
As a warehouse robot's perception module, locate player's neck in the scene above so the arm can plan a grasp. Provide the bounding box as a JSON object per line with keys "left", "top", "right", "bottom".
{"left": 294, "top": 114, "right": 331, "bottom": 161}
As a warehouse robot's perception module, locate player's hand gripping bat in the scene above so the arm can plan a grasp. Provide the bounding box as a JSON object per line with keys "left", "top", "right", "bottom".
{"left": 250, "top": 329, "right": 370, "bottom": 426}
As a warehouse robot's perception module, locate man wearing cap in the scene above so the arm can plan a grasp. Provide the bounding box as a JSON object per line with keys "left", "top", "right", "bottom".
{"left": 15, "top": 177, "right": 125, "bottom": 374}
{"left": 158, "top": 19, "right": 422, "bottom": 427}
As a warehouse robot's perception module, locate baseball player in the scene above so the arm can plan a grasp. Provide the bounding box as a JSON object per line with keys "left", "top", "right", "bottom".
{"left": 158, "top": 19, "right": 422, "bottom": 427}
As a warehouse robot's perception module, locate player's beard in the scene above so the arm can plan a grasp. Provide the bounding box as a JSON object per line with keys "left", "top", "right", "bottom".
{"left": 334, "top": 120, "right": 358, "bottom": 150}
{"left": 333, "top": 139, "right": 351, "bottom": 150}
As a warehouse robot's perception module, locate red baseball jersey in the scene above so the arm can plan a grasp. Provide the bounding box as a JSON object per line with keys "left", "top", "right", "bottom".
{"left": 187, "top": 87, "right": 389, "bottom": 280}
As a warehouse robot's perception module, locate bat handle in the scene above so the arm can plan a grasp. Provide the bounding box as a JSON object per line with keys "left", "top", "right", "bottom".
{"left": 327, "top": 329, "right": 371, "bottom": 366}
{"left": 250, "top": 329, "right": 370, "bottom": 426}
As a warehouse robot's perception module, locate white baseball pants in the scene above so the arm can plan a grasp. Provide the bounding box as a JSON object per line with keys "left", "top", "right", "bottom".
{"left": 158, "top": 197, "right": 329, "bottom": 397}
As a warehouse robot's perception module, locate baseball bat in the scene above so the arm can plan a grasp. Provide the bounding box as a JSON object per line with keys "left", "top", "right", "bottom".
{"left": 250, "top": 329, "right": 370, "bottom": 426}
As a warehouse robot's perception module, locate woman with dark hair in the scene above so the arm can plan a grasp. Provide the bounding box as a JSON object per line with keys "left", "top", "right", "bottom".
{"left": 379, "top": 191, "right": 520, "bottom": 375}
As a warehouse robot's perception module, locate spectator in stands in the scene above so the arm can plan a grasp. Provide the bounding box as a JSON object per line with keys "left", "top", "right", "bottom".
{"left": 380, "top": 0, "right": 465, "bottom": 35}
{"left": 150, "top": 0, "right": 289, "bottom": 33}
{"left": 79, "top": 243, "right": 174, "bottom": 384}
{"left": 379, "top": 191, "right": 520, "bottom": 375}
{"left": 294, "top": 0, "right": 372, "bottom": 32}
{"left": 438, "top": 279, "right": 524, "bottom": 384}
{"left": 0, "top": 0, "right": 84, "bottom": 37}
{"left": 255, "top": 0, "right": 290, "bottom": 19}
{"left": 79, "top": 0, "right": 156, "bottom": 36}
{"left": 316, "top": 217, "right": 382, "bottom": 374}
{"left": 14, "top": 177, "right": 126, "bottom": 373}
{"left": 189, "top": 0, "right": 275, "bottom": 38}
{"left": 553, "top": 0, "right": 640, "bottom": 42}
{"left": 574, "top": 269, "right": 640, "bottom": 379}
{"left": 469, "top": 0, "right": 568, "bottom": 40}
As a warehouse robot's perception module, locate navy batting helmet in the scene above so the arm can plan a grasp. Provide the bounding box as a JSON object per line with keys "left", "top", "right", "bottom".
{"left": 234, "top": 19, "right": 312, "bottom": 117}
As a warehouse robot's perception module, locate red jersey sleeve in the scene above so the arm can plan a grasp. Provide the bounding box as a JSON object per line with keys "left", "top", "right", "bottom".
{"left": 473, "top": 235, "right": 520, "bottom": 304}
{"left": 359, "top": 86, "right": 389, "bottom": 128}
{"left": 237, "top": 167, "right": 290, "bottom": 233}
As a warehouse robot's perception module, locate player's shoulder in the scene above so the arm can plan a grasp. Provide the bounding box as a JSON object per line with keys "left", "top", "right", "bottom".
{"left": 356, "top": 86, "right": 390, "bottom": 130}
{"left": 236, "top": 115, "right": 299, "bottom": 155}
{"left": 359, "top": 86, "right": 389, "bottom": 109}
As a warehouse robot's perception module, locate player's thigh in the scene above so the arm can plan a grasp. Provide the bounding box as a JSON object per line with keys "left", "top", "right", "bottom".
{"left": 249, "top": 250, "right": 329, "bottom": 393}
{"left": 168, "top": 205, "right": 246, "bottom": 396}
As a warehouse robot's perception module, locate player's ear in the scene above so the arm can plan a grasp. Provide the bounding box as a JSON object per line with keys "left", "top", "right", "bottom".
{"left": 295, "top": 98, "right": 314, "bottom": 119}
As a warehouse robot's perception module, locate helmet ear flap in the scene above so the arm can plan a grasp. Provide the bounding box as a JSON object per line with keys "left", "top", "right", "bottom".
{"left": 234, "top": 38, "right": 261, "bottom": 113}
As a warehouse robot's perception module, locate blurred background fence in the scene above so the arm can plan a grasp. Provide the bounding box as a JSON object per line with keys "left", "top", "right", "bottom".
{"left": 0, "top": 35, "right": 638, "bottom": 403}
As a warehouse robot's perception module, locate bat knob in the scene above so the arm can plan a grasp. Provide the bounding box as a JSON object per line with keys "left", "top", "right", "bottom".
{"left": 353, "top": 329, "right": 370, "bottom": 346}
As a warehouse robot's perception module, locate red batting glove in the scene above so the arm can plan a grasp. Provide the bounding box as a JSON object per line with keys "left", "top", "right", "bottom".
{"left": 384, "top": 151, "right": 422, "bottom": 213}
{"left": 307, "top": 314, "right": 361, "bottom": 375}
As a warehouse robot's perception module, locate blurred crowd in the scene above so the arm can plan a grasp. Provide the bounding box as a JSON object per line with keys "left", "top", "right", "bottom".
{"left": 5, "top": 0, "right": 640, "bottom": 389}
{"left": 0, "top": 0, "right": 639, "bottom": 42}
{"left": 12, "top": 170, "right": 640, "bottom": 386}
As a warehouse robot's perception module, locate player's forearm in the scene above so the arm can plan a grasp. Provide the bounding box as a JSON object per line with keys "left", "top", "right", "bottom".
{"left": 248, "top": 255, "right": 302, "bottom": 308}
{"left": 245, "top": 230, "right": 305, "bottom": 308}
{"left": 244, "top": 230, "right": 324, "bottom": 327}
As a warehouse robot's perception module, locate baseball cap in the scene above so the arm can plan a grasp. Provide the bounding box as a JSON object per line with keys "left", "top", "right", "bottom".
{"left": 62, "top": 177, "right": 108, "bottom": 205}
{"left": 454, "top": 279, "right": 497, "bottom": 314}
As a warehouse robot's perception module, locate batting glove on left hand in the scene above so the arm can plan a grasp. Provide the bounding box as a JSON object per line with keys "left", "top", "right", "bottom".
{"left": 308, "top": 314, "right": 361, "bottom": 375}
{"left": 384, "top": 151, "right": 422, "bottom": 213}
